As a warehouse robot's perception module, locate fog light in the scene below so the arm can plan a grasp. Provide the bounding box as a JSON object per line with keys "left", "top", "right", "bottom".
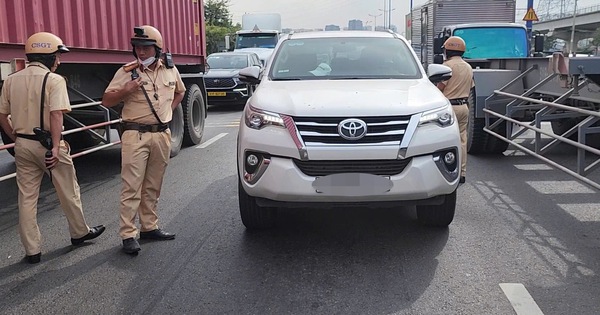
{"left": 444, "top": 152, "right": 456, "bottom": 165}
{"left": 247, "top": 154, "right": 259, "bottom": 166}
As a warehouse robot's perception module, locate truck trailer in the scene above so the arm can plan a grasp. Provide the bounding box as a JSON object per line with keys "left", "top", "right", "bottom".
{"left": 0, "top": 0, "right": 208, "bottom": 159}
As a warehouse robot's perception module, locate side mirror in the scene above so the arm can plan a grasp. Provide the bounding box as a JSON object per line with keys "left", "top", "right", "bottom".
{"left": 433, "top": 37, "right": 446, "bottom": 55}
{"left": 238, "top": 66, "right": 262, "bottom": 85}
{"left": 428, "top": 64, "right": 452, "bottom": 84}
{"left": 433, "top": 54, "right": 444, "bottom": 64}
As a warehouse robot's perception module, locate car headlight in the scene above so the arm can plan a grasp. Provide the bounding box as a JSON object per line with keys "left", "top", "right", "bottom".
{"left": 419, "top": 104, "right": 455, "bottom": 127}
{"left": 244, "top": 105, "right": 285, "bottom": 130}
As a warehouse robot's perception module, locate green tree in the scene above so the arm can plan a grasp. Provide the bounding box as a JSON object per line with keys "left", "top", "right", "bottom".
{"left": 204, "top": 0, "right": 240, "bottom": 54}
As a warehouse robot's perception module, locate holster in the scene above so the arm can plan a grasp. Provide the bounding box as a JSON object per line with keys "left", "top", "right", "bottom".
{"left": 33, "top": 127, "right": 53, "bottom": 150}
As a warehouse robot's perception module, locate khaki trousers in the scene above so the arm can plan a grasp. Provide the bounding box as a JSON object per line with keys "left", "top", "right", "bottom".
{"left": 452, "top": 104, "right": 469, "bottom": 176}
{"left": 14, "top": 138, "right": 90, "bottom": 255}
{"left": 119, "top": 129, "right": 171, "bottom": 239}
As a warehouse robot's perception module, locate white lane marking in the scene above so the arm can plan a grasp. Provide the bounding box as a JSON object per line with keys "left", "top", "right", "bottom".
{"left": 500, "top": 283, "right": 544, "bottom": 315}
{"left": 196, "top": 133, "right": 228, "bottom": 149}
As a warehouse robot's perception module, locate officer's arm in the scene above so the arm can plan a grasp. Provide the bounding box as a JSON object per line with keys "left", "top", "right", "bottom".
{"left": 102, "top": 69, "right": 142, "bottom": 107}
{"left": 437, "top": 82, "right": 446, "bottom": 92}
{"left": 0, "top": 113, "right": 15, "bottom": 142}
{"left": 102, "top": 89, "right": 129, "bottom": 107}
{"left": 171, "top": 92, "right": 184, "bottom": 110}
{"left": 103, "top": 80, "right": 141, "bottom": 107}
{"left": 49, "top": 110, "right": 64, "bottom": 149}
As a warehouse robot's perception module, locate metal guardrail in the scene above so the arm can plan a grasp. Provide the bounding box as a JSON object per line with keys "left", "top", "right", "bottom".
{"left": 483, "top": 62, "right": 600, "bottom": 190}
{"left": 0, "top": 100, "right": 122, "bottom": 182}
{"left": 537, "top": 4, "right": 600, "bottom": 22}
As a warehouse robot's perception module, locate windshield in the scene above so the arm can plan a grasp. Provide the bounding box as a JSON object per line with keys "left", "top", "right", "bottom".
{"left": 207, "top": 55, "right": 249, "bottom": 69}
{"left": 454, "top": 27, "right": 528, "bottom": 59}
{"left": 236, "top": 34, "right": 279, "bottom": 49}
{"left": 270, "top": 37, "right": 421, "bottom": 80}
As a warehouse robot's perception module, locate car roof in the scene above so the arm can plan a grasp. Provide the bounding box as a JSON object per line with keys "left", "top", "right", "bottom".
{"left": 285, "top": 30, "right": 400, "bottom": 40}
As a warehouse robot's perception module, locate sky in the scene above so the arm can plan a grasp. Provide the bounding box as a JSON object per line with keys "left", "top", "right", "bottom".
{"left": 227, "top": 0, "right": 598, "bottom": 33}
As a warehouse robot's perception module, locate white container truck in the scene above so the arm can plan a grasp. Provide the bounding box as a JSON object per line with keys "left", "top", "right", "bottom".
{"left": 406, "top": 0, "right": 527, "bottom": 67}
{"left": 234, "top": 13, "right": 282, "bottom": 65}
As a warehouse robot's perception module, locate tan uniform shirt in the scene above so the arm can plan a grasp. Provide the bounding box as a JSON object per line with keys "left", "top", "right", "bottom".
{"left": 105, "top": 60, "right": 186, "bottom": 125}
{"left": 0, "top": 63, "right": 71, "bottom": 135}
{"left": 442, "top": 56, "right": 474, "bottom": 100}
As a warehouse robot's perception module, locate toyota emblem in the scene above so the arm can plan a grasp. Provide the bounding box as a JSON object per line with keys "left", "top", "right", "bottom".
{"left": 338, "top": 118, "right": 367, "bottom": 140}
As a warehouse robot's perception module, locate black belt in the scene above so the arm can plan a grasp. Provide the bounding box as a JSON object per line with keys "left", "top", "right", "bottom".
{"left": 16, "top": 133, "right": 38, "bottom": 141}
{"left": 121, "top": 122, "right": 169, "bottom": 133}
{"left": 449, "top": 98, "right": 468, "bottom": 105}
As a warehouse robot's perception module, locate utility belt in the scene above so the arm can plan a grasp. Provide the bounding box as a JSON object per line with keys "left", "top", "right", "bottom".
{"left": 449, "top": 98, "right": 468, "bottom": 106}
{"left": 121, "top": 122, "right": 169, "bottom": 133}
{"left": 16, "top": 133, "right": 38, "bottom": 141}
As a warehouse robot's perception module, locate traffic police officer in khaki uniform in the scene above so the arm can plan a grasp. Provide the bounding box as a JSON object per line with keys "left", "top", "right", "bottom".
{"left": 436, "top": 36, "right": 474, "bottom": 184}
{"left": 0, "top": 32, "right": 106, "bottom": 264}
{"left": 102, "top": 25, "right": 185, "bottom": 255}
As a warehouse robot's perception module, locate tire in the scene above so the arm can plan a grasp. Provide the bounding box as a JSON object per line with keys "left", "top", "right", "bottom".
{"left": 467, "top": 88, "right": 509, "bottom": 155}
{"left": 182, "top": 84, "right": 205, "bottom": 146}
{"left": 551, "top": 118, "right": 579, "bottom": 141}
{"left": 238, "top": 178, "right": 277, "bottom": 229}
{"left": 0, "top": 128, "right": 15, "bottom": 157}
{"left": 416, "top": 190, "right": 456, "bottom": 227}
{"left": 169, "top": 103, "right": 184, "bottom": 157}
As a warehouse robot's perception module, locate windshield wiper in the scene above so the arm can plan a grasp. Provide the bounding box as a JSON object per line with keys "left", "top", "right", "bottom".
{"left": 272, "top": 78, "right": 303, "bottom": 81}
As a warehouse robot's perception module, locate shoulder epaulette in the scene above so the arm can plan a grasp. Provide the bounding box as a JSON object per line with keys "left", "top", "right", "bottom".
{"left": 122, "top": 61, "right": 140, "bottom": 72}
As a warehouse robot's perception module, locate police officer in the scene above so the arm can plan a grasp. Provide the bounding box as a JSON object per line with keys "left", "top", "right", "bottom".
{"left": 0, "top": 32, "right": 105, "bottom": 264}
{"left": 436, "top": 36, "right": 473, "bottom": 184}
{"left": 102, "top": 25, "right": 186, "bottom": 255}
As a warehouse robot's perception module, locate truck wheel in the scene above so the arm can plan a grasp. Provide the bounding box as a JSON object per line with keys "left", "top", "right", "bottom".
{"left": 182, "top": 84, "right": 205, "bottom": 146}
{"left": 467, "top": 88, "right": 488, "bottom": 154}
{"left": 238, "top": 179, "right": 277, "bottom": 229}
{"left": 467, "top": 88, "right": 508, "bottom": 154}
{"left": 551, "top": 118, "right": 579, "bottom": 141}
{"left": 416, "top": 190, "right": 456, "bottom": 227}
{"left": 169, "top": 103, "right": 184, "bottom": 157}
{"left": 0, "top": 128, "right": 15, "bottom": 157}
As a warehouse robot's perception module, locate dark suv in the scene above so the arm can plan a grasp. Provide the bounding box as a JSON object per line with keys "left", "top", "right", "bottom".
{"left": 205, "top": 52, "right": 262, "bottom": 106}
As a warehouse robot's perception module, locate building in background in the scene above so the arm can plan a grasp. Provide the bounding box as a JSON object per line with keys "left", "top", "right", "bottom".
{"left": 325, "top": 24, "right": 341, "bottom": 31}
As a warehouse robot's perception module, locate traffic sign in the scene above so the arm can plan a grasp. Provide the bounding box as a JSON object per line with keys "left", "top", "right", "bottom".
{"left": 523, "top": 8, "right": 539, "bottom": 22}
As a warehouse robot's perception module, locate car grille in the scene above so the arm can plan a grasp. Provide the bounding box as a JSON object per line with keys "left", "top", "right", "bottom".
{"left": 205, "top": 78, "right": 236, "bottom": 88}
{"left": 293, "top": 159, "right": 412, "bottom": 176}
{"left": 293, "top": 116, "right": 411, "bottom": 145}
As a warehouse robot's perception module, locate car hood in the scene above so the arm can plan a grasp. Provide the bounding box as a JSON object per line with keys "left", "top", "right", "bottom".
{"left": 249, "top": 79, "right": 450, "bottom": 116}
{"left": 234, "top": 48, "right": 273, "bottom": 63}
{"left": 205, "top": 69, "right": 240, "bottom": 78}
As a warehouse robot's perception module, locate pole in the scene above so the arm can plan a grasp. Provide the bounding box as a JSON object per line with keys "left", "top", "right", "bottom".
{"left": 526, "top": 0, "right": 534, "bottom": 50}
{"left": 389, "top": 0, "right": 392, "bottom": 30}
{"left": 569, "top": 0, "right": 578, "bottom": 56}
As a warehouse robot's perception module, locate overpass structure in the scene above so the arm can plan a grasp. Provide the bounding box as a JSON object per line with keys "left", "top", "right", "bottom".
{"left": 533, "top": 4, "right": 600, "bottom": 52}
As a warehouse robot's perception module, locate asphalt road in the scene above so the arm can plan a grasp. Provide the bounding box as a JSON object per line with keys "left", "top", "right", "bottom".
{"left": 0, "top": 105, "right": 599, "bottom": 315}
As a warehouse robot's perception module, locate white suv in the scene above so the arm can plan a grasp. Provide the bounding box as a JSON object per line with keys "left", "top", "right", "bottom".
{"left": 237, "top": 31, "right": 460, "bottom": 229}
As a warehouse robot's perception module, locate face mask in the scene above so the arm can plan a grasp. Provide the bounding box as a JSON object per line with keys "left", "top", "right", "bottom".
{"left": 139, "top": 56, "right": 156, "bottom": 68}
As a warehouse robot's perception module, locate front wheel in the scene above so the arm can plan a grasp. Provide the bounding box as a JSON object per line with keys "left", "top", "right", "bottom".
{"left": 416, "top": 190, "right": 456, "bottom": 227}
{"left": 238, "top": 179, "right": 277, "bottom": 229}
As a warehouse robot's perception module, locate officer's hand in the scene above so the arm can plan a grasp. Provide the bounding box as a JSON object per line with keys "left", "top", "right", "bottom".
{"left": 46, "top": 147, "right": 60, "bottom": 170}
{"left": 124, "top": 77, "right": 142, "bottom": 94}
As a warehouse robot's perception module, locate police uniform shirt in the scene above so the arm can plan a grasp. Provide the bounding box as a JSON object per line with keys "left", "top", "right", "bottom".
{"left": 0, "top": 62, "right": 71, "bottom": 135}
{"left": 105, "top": 60, "right": 186, "bottom": 125}
{"left": 441, "top": 56, "right": 474, "bottom": 100}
